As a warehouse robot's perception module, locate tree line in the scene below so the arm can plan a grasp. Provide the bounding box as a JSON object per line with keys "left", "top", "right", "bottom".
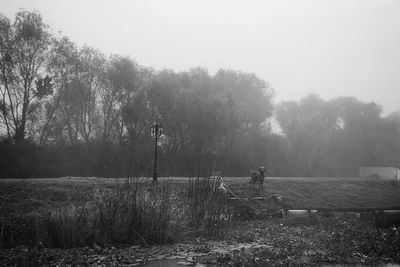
{"left": 1, "top": 11, "right": 399, "bottom": 178}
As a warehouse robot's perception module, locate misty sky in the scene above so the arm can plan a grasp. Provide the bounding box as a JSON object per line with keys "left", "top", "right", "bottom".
{"left": 1, "top": 0, "right": 400, "bottom": 115}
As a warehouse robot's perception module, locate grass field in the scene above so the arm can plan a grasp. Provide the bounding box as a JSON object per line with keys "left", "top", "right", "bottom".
{"left": 228, "top": 177, "right": 400, "bottom": 210}
{"left": 1, "top": 176, "right": 399, "bottom": 215}
{"left": 1, "top": 177, "right": 400, "bottom": 265}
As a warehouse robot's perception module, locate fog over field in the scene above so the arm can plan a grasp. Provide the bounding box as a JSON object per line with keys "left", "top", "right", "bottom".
{"left": 1, "top": 1, "right": 400, "bottom": 179}
{"left": 1, "top": 2, "right": 400, "bottom": 266}
{"left": 2, "top": 0, "right": 400, "bottom": 115}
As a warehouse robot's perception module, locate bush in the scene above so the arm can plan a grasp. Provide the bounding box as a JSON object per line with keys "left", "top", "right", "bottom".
{"left": 186, "top": 177, "right": 232, "bottom": 238}
{"left": 1, "top": 179, "right": 182, "bottom": 248}
{"left": 1, "top": 177, "right": 236, "bottom": 248}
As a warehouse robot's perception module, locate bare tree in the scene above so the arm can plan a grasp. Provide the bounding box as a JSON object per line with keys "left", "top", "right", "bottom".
{"left": 36, "top": 36, "right": 77, "bottom": 145}
{"left": 0, "top": 11, "right": 51, "bottom": 144}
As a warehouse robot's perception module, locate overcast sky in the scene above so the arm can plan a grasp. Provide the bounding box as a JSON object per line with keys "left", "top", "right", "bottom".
{"left": 1, "top": 0, "right": 399, "bottom": 115}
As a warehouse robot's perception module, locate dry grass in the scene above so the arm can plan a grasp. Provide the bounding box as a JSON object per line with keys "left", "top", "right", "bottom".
{"left": 1, "top": 176, "right": 400, "bottom": 248}
{"left": 1, "top": 177, "right": 400, "bottom": 265}
{"left": 0, "top": 177, "right": 236, "bottom": 248}
{"left": 0, "top": 178, "right": 183, "bottom": 248}
{"left": 228, "top": 177, "right": 400, "bottom": 209}
{"left": 1, "top": 177, "right": 400, "bottom": 214}
{"left": 1, "top": 177, "right": 400, "bottom": 211}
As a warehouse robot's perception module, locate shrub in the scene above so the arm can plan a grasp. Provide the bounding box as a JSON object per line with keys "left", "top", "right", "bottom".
{"left": 1, "top": 178, "right": 182, "bottom": 248}
{"left": 1, "top": 177, "right": 236, "bottom": 248}
{"left": 186, "top": 177, "right": 232, "bottom": 238}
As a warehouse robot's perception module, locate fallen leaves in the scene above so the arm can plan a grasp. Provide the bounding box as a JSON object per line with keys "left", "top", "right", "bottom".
{"left": 1, "top": 214, "right": 400, "bottom": 266}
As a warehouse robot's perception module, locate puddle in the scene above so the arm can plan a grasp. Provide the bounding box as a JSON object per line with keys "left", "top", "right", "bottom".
{"left": 141, "top": 258, "right": 400, "bottom": 267}
{"left": 142, "top": 258, "right": 216, "bottom": 267}
{"left": 140, "top": 242, "right": 271, "bottom": 267}
{"left": 137, "top": 242, "right": 400, "bottom": 267}
{"left": 141, "top": 259, "right": 206, "bottom": 267}
{"left": 139, "top": 255, "right": 214, "bottom": 267}
{"left": 141, "top": 254, "right": 220, "bottom": 267}
{"left": 323, "top": 265, "right": 400, "bottom": 267}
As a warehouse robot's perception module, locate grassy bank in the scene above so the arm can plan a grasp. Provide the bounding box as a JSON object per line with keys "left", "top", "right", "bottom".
{"left": 230, "top": 177, "right": 400, "bottom": 209}
{"left": 2, "top": 176, "right": 400, "bottom": 211}
{"left": 0, "top": 177, "right": 231, "bottom": 248}
{"left": 1, "top": 177, "right": 400, "bottom": 265}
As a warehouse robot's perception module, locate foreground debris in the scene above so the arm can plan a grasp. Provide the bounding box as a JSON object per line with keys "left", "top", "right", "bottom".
{"left": 1, "top": 214, "right": 400, "bottom": 266}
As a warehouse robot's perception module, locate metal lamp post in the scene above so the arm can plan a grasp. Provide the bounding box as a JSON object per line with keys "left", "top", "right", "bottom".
{"left": 151, "top": 122, "right": 163, "bottom": 182}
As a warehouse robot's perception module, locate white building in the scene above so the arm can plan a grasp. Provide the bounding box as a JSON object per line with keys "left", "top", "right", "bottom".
{"left": 359, "top": 166, "right": 399, "bottom": 180}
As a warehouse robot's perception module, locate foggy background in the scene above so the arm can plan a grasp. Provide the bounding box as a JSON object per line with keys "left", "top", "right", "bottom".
{"left": 2, "top": 0, "right": 400, "bottom": 115}
{"left": 1, "top": 0, "right": 400, "bottom": 178}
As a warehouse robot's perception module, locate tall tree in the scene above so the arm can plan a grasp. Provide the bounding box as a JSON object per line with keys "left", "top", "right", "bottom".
{"left": 73, "top": 46, "right": 104, "bottom": 143}
{"left": 276, "top": 95, "right": 394, "bottom": 176}
{"left": 0, "top": 11, "right": 51, "bottom": 143}
{"left": 37, "top": 36, "right": 78, "bottom": 145}
{"left": 212, "top": 69, "right": 274, "bottom": 174}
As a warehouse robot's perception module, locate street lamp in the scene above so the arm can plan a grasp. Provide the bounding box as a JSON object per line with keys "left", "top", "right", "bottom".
{"left": 151, "top": 122, "right": 163, "bottom": 182}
